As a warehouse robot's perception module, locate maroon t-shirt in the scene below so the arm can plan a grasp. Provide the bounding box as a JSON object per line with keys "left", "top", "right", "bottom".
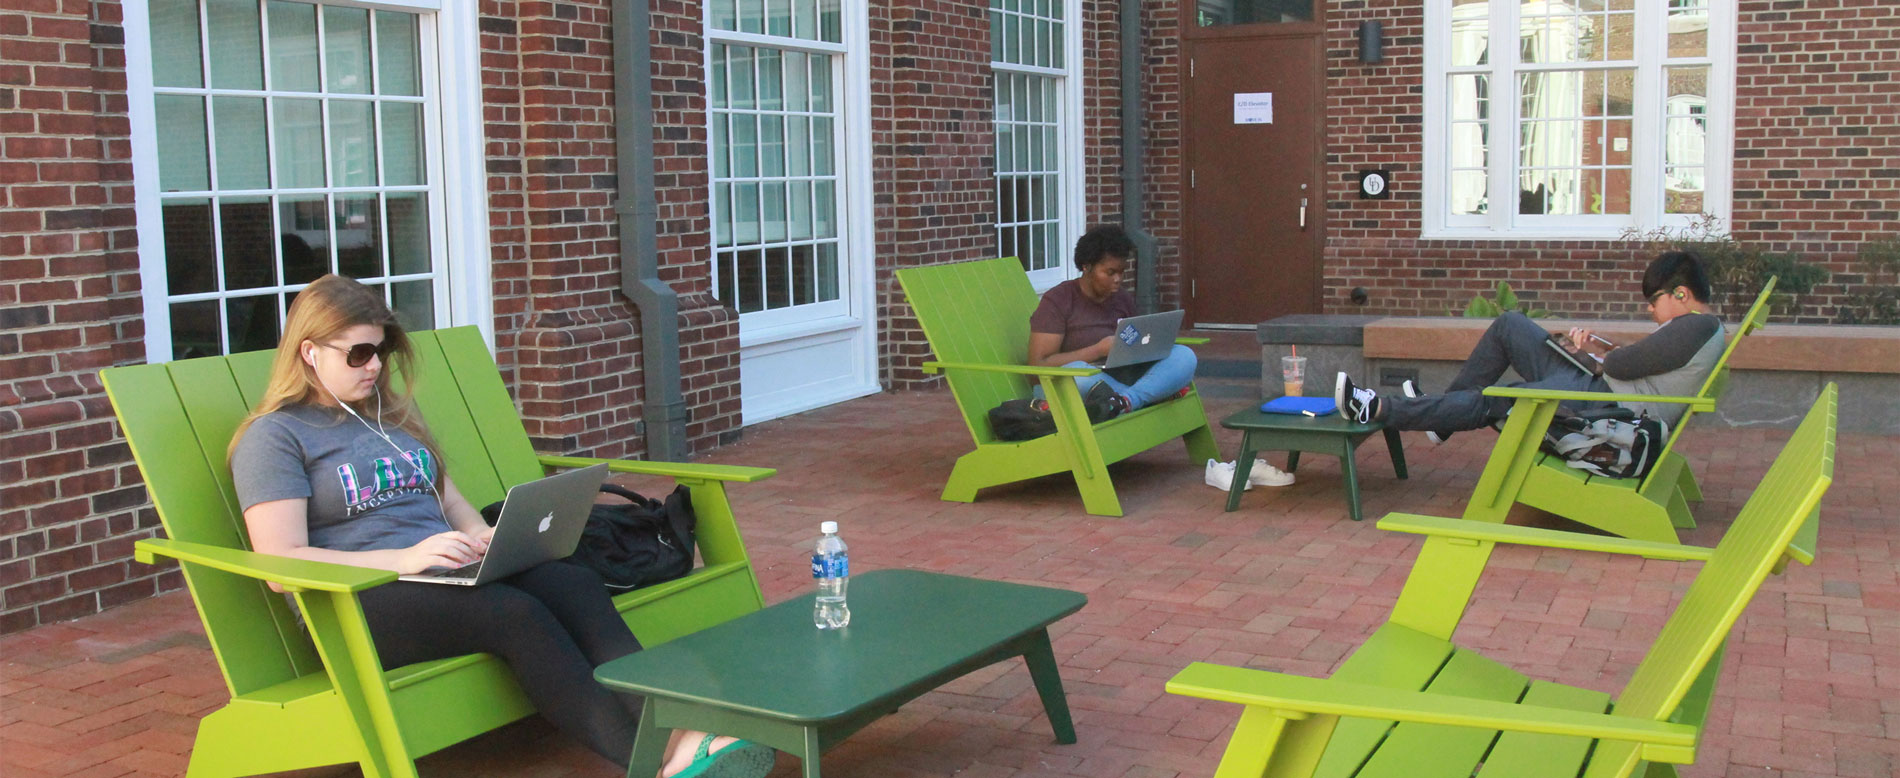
{"left": 1029, "top": 279, "right": 1137, "bottom": 355}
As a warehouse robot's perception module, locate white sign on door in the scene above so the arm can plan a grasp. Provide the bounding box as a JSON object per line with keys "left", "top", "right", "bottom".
{"left": 1234, "top": 92, "right": 1274, "bottom": 125}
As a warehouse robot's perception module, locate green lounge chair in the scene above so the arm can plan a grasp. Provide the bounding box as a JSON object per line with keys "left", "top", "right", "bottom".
{"left": 1466, "top": 278, "right": 1777, "bottom": 543}
{"left": 100, "top": 326, "right": 773, "bottom": 778}
{"left": 895, "top": 257, "right": 1219, "bottom": 517}
{"left": 1167, "top": 383, "right": 1835, "bottom": 778}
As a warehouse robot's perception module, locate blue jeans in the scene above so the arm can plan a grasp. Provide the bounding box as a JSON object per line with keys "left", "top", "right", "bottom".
{"left": 1033, "top": 344, "right": 1198, "bottom": 412}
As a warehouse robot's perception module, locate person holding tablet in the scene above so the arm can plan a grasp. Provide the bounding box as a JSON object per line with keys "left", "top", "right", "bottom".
{"left": 1333, "top": 251, "right": 1724, "bottom": 443}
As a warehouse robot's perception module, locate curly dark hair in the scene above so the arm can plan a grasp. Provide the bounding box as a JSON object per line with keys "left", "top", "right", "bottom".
{"left": 1072, "top": 225, "right": 1136, "bottom": 271}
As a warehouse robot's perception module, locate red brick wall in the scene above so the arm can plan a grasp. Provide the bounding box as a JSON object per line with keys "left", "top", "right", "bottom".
{"left": 480, "top": 0, "right": 739, "bottom": 460}
{"left": 875, "top": 0, "right": 999, "bottom": 388}
{"left": 0, "top": 0, "right": 170, "bottom": 634}
{"left": 1321, "top": 0, "right": 1900, "bottom": 322}
{"left": 1138, "top": 0, "right": 1187, "bottom": 311}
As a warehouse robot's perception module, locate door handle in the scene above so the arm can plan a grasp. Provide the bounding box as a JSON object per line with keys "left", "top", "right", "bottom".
{"left": 1298, "top": 197, "right": 1308, "bottom": 230}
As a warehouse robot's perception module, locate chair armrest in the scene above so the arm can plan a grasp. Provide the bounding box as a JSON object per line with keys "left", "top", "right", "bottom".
{"left": 1167, "top": 663, "right": 1697, "bottom": 760}
{"left": 922, "top": 360, "right": 1100, "bottom": 378}
{"left": 538, "top": 456, "right": 776, "bottom": 484}
{"left": 1481, "top": 386, "right": 1715, "bottom": 411}
{"left": 1177, "top": 336, "right": 1210, "bottom": 346}
{"left": 1377, "top": 513, "right": 1714, "bottom": 562}
{"left": 134, "top": 538, "right": 396, "bottom": 593}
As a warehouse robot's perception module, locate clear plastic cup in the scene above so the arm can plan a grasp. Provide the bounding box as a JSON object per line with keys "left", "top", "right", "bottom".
{"left": 1282, "top": 355, "right": 1307, "bottom": 398}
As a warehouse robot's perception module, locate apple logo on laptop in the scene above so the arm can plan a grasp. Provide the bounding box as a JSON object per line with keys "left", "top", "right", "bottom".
{"left": 1140, "top": 334, "right": 1151, "bottom": 345}
{"left": 537, "top": 513, "right": 554, "bottom": 533}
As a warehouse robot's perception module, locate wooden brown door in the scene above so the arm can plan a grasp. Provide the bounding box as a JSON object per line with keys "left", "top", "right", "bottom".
{"left": 1182, "top": 10, "right": 1325, "bottom": 327}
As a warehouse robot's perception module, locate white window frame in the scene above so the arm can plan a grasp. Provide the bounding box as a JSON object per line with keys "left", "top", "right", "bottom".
{"left": 1422, "top": 0, "right": 1735, "bottom": 241}
{"left": 703, "top": 31, "right": 852, "bottom": 337}
{"left": 991, "top": 0, "right": 1085, "bottom": 292}
{"left": 124, "top": 0, "right": 492, "bottom": 362}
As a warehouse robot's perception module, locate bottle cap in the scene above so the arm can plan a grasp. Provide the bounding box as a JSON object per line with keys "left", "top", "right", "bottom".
{"left": 821, "top": 521, "right": 838, "bottom": 534}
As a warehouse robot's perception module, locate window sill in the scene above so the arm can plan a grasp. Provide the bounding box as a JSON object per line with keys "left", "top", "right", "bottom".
{"left": 1417, "top": 228, "right": 1640, "bottom": 243}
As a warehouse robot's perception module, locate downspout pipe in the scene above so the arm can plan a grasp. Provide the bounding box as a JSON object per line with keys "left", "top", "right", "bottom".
{"left": 1121, "top": 0, "right": 1160, "bottom": 314}
{"left": 612, "top": 0, "right": 689, "bottom": 461}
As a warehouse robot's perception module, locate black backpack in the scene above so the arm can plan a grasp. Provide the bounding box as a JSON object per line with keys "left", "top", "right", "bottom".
{"left": 987, "top": 382, "right": 1125, "bottom": 442}
{"left": 481, "top": 483, "right": 696, "bottom": 591}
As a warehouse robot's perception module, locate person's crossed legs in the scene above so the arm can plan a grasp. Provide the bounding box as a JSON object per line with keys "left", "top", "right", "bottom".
{"left": 1032, "top": 344, "right": 1198, "bottom": 412}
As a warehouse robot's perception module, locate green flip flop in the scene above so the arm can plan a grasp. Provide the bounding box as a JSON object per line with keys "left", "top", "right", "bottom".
{"left": 668, "top": 734, "right": 775, "bottom": 778}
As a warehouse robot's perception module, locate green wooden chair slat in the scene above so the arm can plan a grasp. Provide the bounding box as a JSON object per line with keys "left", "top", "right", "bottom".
{"left": 100, "top": 325, "right": 772, "bottom": 778}
{"left": 1471, "top": 278, "right": 1779, "bottom": 543}
{"left": 895, "top": 258, "right": 1219, "bottom": 516}
{"left": 1165, "top": 384, "right": 1837, "bottom": 778}
{"left": 1311, "top": 623, "right": 1456, "bottom": 778}
{"left": 1473, "top": 682, "right": 1610, "bottom": 778}
{"left": 1352, "top": 649, "right": 1530, "bottom": 778}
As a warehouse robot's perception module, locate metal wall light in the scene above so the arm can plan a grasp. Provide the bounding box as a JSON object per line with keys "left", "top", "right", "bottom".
{"left": 1359, "top": 20, "right": 1384, "bottom": 64}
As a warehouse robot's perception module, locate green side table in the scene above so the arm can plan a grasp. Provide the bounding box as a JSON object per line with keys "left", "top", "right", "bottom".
{"left": 594, "top": 569, "right": 1086, "bottom": 778}
{"left": 1219, "top": 405, "right": 1408, "bottom": 521}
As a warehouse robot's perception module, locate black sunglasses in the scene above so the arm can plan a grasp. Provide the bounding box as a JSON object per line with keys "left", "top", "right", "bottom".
{"left": 319, "top": 340, "right": 394, "bottom": 368}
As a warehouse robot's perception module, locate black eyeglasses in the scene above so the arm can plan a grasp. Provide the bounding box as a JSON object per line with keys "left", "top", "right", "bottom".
{"left": 1646, "top": 290, "right": 1670, "bottom": 306}
{"left": 320, "top": 340, "right": 394, "bottom": 368}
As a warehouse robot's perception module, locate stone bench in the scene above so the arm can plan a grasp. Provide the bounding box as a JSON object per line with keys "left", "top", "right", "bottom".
{"left": 1257, "top": 315, "right": 1900, "bottom": 434}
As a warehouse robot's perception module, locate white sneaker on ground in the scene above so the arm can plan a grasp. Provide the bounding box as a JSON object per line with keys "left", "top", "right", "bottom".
{"left": 1205, "top": 458, "right": 1250, "bottom": 491}
{"left": 1246, "top": 458, "right": 1295, "bottom": 487}
{"left": 1400, "top": 379, "right": 1451, "bottom": 444}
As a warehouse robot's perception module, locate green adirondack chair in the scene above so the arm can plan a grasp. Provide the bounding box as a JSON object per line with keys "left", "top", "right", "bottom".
{"left": 100, "top": 326, "right": 773, "bottom": 778}
{"left": 1167, "top": 383, "right": 1835, "bottom": 778}
{"left": 895, "top": 257, "right": 1220, "bottom": 517}
{"left": 1464, "top": 278, "right": 1778, "bottom": 543}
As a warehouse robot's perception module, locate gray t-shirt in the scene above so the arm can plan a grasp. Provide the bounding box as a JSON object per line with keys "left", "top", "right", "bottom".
{"left": 231, "top": 404, "right": 448, "bottom": 553}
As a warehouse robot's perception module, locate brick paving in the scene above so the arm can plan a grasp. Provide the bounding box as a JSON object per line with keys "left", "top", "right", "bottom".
{"left": 3, "top": 379, "right": 1896, "bottom": 778}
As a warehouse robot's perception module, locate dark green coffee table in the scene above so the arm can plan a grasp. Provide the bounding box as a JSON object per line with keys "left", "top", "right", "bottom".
{"left": 1220, "top": 405, "right": 1407, "bottom": 521}
{"left": 594, "top": 569, "right": 1085, "bottom": 778}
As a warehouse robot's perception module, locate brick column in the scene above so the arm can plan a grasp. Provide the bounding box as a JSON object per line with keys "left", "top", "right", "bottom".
{"left": 1, "top": 0, "right": 167, "bottom": 633}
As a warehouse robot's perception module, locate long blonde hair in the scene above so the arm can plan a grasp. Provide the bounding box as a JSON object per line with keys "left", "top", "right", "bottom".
{"left": 227, "top": 275, "right": 443, "bottom": 470}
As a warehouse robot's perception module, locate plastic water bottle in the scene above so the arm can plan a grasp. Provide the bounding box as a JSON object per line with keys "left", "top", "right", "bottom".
{"left": 812, "top": 521, "right": 850, "bottom": 629}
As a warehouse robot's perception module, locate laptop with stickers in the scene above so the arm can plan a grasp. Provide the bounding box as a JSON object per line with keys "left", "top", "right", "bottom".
{"left": 1103, "top": 309, "right": 1185, "bottom": 369}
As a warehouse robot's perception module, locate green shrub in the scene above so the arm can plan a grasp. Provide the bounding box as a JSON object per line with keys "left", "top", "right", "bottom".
{"left": 1452, "top": 282, "right": 1550, "bottom": 319}
{"left": 1621, "top": 214, "right": 1826, "bottom": 318}
{"left": 1840, "top": 239, "right": 1900, "bottom": 326}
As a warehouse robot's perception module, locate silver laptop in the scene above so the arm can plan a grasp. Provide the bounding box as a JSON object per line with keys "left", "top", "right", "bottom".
{"left": 399, "top": 463, "right": 610, "bottom": 586}
{"left": 1103, "top": 309, "right": 1186, "bottom": 368}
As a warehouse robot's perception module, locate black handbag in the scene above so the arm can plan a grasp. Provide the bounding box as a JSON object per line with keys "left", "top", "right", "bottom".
{"left": 480, "top": 483, "right": 696, "bottom": 591}
{"left": 987, "top": 382, "right": 1126, "bottom": 441}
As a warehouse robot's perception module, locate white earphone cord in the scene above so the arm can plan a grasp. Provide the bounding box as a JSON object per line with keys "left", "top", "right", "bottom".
{"left": 320, "top": 377, "right": 450, "bottom": 526}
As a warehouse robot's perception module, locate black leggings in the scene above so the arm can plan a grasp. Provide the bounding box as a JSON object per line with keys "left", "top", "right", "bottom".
{"left": 358, "top": 560, "right": 642, "bottom": 764}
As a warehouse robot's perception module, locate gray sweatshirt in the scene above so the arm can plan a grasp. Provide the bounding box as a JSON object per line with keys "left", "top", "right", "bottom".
{"left": 1601, "top": 312, "right": 1727, "bottom": 425}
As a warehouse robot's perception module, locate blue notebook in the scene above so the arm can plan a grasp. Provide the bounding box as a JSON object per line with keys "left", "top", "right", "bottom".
{"left": 1260, "top": 396, "right": 1338, "bottom": 415}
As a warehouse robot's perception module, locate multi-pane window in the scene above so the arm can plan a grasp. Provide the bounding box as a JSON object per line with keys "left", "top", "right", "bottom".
{"left": 990, "top": 0, "right": 1066, "bottom": 274}
{"left": 1429, "top": 0, "right": 1728, "bottom": 236}
{"left": 707, "top": 1, "right": 844, "bottom": 317}
{"left": 147, "top": 0, "right": 440, "bottom": 359}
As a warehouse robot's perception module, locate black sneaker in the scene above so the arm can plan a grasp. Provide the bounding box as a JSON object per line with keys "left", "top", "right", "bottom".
{"left": 1080, "top": 382, "right": 1130, "bottom": 423}
{"left": 1399, "top": 380, "right": 1452, "bottom": 444}
{"left": 1334, "top": 372, "right": 1381, "bottom": 424}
